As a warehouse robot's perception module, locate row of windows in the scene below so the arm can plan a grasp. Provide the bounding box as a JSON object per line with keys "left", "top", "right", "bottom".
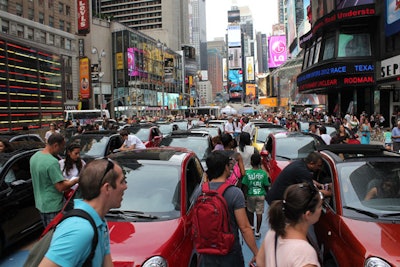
{"left": 1, "top": 20, "right": 73, "bottom": 51}
{"left": 102, "top": 0, "right": 161, "bottom": 9}
{"left": 302, "top": 30, "right": 372, "bottom": 70}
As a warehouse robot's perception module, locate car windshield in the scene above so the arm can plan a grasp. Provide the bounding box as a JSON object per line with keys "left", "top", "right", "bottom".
{"left": 161, "top": 137, "right": 210, "bottom": 161}
{"left": 71, "top": 135, "right": 110, "bottom": 157}
{"left": 112, "top": 162, "right": 181, "bottom": 219}
{"left": 157, "top": 124, "right": 173, "bottom": 135}
{"left": 129, "top": 128, "right": 150, "bottom": 141}
{"left": 275, "top": 136, "right": 317, "bottom": 159}
{"left": 257, "top": 128, "right": 285, "bottom": 143}
{"left": 337, "top": 161, "right": 400, "bottom": 217}
{"left": 192, "top": 127, "right": 220, "bottom": 137}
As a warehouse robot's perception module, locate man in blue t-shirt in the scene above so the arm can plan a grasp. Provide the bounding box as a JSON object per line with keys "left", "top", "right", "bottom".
{"left": 40, "top": 159, "right": 128, "bottom": 266}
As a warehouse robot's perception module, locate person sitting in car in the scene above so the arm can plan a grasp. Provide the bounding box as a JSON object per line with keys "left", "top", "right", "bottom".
{"left": 364, "top": 176, "right": 400, "bottom": 200}
{"left": 119, "top": 129, "right": 146, "bottom": 151}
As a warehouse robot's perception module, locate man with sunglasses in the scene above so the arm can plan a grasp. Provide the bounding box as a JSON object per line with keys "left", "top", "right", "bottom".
{"left": 39, "top": 158, "right": 127, "bottom": 267}
{"left": 30, "top": 133, "right": 79, "bottom": 227}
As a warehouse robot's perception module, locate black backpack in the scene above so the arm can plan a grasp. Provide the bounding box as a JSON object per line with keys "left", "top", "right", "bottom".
{"left": 24, "top": 209, "right": 98, "bottom": 267}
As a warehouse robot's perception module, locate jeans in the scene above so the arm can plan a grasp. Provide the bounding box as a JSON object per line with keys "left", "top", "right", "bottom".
{"left": 40, "top": 211, "right": 59, "bottom": 228}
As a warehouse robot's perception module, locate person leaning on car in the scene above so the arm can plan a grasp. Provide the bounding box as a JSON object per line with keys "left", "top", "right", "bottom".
{"left": 119, "top": 129, "right": 146, "bottom": 150}
{"left": 267, "top": 151, "right": 330, "bottom": 205}
{"left": 39, "top": 158, "right": 127, "bottom": 267}
{"left": 30, "top": 133, "right": 79, "bottom": 227}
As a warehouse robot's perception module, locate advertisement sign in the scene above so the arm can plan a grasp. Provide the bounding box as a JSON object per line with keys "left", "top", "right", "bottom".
{"left": 268, "top": 35, "right": 287, "bottom": 68}
{"left": 223, "top": 58, "right": 227, "bottom": 82}
{"left": 336, "top": 0, "right": 374, "bottom": 10}
{"left": 228, "top": 10, "right": 240, "bottom": 23}
{"left": 77, "top": 0, "right": 90, "bottom": 34}
{"left": 228, "top": 47, "right": 242, "bottom": 69}
{"left": 385, "top": 0, "right": 400, "bottom": 36}
{"left": 381, "top": 54, "right": 400, "bottom": 79}
{"left": 246, "top": 57, "right": 254, "bottom": 81}
{"left": 228, "top": 25, "right": 241, "bottom": 47}
{"left": 127, "top": 48, "right": 147, "bottom": 78}
{"left": 79, "top": 57, "right": 90, "bottom": 99}
{"left": 312, "top": 0, "right": 335, "bottom": 24}
{"left": 287, "top": 0, "right": 297, "bottom": 48}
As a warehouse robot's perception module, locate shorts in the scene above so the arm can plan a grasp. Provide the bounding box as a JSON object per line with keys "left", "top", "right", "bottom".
{"left": 246, "top": 196, "right": 265, "bottom": 214}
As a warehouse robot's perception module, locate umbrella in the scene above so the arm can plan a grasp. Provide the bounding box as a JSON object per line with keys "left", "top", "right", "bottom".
{"left": 221, "top": 105, "right": 237, "bottom": 115}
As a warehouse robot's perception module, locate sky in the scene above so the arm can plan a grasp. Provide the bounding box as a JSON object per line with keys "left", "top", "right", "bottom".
{"left": 206, "top": 0, "right": 279, "bottom": 41}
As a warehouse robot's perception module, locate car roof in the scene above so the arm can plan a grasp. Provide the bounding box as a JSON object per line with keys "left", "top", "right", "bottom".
{"left": 166, "top": 130, "right": 210, "bottom": 138}
{"left": 109, "top": 147, "right": 193, "bottom": 165}
{"left": 318, "top": 144, "right": 400, "bottom": 161}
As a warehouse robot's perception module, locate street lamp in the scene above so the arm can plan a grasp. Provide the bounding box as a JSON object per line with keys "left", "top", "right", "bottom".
{"left": 92, "top": 47, "right": 106, "bottom": 115}
{"left": 157, "top": 41, "right": 166, "bottom": 116}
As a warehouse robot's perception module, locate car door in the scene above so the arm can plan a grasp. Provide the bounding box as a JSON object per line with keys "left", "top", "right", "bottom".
{"left": 0, "top": 151, "right": 42, "bottom": 251}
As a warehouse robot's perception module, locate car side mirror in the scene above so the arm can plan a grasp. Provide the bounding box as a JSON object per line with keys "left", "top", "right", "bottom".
{"left": 260, "top": 150, "right": 269, "bottom": 157}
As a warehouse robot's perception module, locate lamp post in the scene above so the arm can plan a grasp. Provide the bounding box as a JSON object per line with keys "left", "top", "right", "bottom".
{"left": 92, "top": 47, "right": 106, "bottom": 115}
{"left": 157, "top": 41, "right": 166, "bottom": 117}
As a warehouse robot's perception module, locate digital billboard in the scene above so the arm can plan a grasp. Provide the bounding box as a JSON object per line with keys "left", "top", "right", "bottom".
{"left": 385, "top": 0, "right": 400, "bottom": 36}
{"left": 268, "top": 35, "right": 287, "bottom": 68}
{"left": 228, "top": 10, "right": 240, "bottom": 23}
{"left": 312, "top": 0, "right": 335, "bottom": 24}
{"left": 246, "top": 57, "right": 254, "bottom": 81}
{"left": 228, "top": 25, "right": 241, "bottom": 47}
{"left": 228, "top": 47, "right": 242, "bottom": 69}
{"left": 127, "top": 47, "right": 147, "bottom": 78}
{"left": 336, "top": 0, "right": 374, "bottom": 10}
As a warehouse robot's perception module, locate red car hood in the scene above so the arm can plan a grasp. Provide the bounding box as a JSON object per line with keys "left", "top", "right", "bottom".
{"left": 108, "top": 218, "right": 182, "bottom": 265}
{"left": 341, "top": 216, "right": 400, "bottom": 263}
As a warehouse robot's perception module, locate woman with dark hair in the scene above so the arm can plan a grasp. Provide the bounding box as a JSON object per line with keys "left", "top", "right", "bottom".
{"left": 256, "top": 183, "right": 323, "bottom": 267}
{"left": 236, "top": 132, "right": 258, "bottom": 171}
{"left": 59, "top": 142, "right": 86, "bottom": 190}
{"left": 0, "top": 139, "right": 15, "bottom": 153}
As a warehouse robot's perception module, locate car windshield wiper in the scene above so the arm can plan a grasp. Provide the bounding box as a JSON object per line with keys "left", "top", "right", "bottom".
{"left": 106, "top": 210, "right": 159, "bottom": 219}
{"left": 275, "top": 155, "right": 292, "bottom": 160}
{"left": 381, "top": 213, "right": 400, "bottom": 218}
{"left": 343, "top": 206, "right": 379, "bottom": 219}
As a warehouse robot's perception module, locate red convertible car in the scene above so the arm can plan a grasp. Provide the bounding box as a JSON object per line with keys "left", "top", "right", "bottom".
{"left": 260, "top": 131, "right": 325, "bottom": 183}
{"left": 315, "top": 144, "right": 400, "bottom": 267}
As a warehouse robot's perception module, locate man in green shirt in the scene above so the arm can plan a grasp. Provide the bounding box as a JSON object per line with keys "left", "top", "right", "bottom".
{"left": 30, "top": 132, "right": 78, "bottom": 227}
{"left": 241, "top": 153, "right": 270, "bottom": 238}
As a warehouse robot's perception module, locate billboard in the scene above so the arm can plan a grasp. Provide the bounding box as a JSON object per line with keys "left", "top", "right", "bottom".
{"left": 287, "top": 0, "right": 297, "bottom": 48}
{"left": 311, "top": 0, "right": 335, "bottom": 24}
{"left": 228, "top": 47, "right": 242, "bottom": 69}
{"left": 385, "top": 0, "right": 400, "bottom": 36}
{"left": 223, "top": 58, "right": 228, "bottom": 82}
{"left": 77, "top": 0, "right": 90, "bottom": 34}
{"left": 79, "top": 57, "right": 90, "bottom": 99}
{"left": 228, "top": 25, "right": 241, "bottom": 47}
{"left": 268, "top": 35, "right": 287, "bottom": 68}
{"left": 228, "top": 10, "right": 240, "bottom": 23}
{"left": 336, "top": 0, "right": 374, "bottom": 10}
{"left": 127, "top": 47, "right": 147, "bottom": 78}
{"left": 246, "top": 57, "right": 254, "bottom": 81}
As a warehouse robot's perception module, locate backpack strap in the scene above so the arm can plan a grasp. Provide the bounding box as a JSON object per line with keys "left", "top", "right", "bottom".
{"left": 201, "top": 181, "right": 210, "bottom": 192}
{"left": 60, "top": 209, "right": 99, "bottom": 267}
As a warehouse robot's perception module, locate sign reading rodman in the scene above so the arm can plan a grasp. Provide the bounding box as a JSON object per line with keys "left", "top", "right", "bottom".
{"left": 77, "top": 0, "right": 90, "bottom": 35}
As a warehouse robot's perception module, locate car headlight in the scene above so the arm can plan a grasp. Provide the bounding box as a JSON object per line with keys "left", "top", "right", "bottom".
{"left": 142, "top": 256, "right": 167, "bottom": 267}
{"left": 365, "top": 257, "right": 391, "bottom": 267}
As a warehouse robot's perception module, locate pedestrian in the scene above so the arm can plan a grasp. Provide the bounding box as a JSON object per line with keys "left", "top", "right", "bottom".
{"left": 359, "top": 117, "right": 372, "bottom": 144}
{"left": 44, "top": 122, "right": 60, "bottom": 143}
{"left": 224, "top": 116, "right": 235, "bottom": 137}
{"left": 212, "top": 135, "right": 224, "bottom": 151}
{"left": 256, "top": 182, "right": 323, "bottom": 267}
{"left": 236, "top": 131, "right": 258, "bottom": 171}
{"left": 267, "top": 151, "right": 329, "bottom": 205}
{"left": 319, "top": 126, "right": 331, "bottom": 145}
{"left": 198, "top": 150, "right": 258, "bottom": 267}
{"left": 39, "top": 158, "right": 127, "bottom": 266}
{"left": 331, "top": 124, "right": 349, "bottom": 144}
{"left": 30, "top": 133, "right": 79, "bottom": 227}
{"left": 119, "top": 129, "right": 146, "bottom": 150}
{"left": 0, "top": 138, "right": 15, "bottom": 153}
{"left": 59, "top": 142, "right": 86, "bottom": 192}
{"left": 241, "top": 153, "right": 270, "bottom": 239}
{"left": 220, "top": 133, "right": 245, "bottom": 186}
{"left": 391, "top": 120, "right": 400, "bottom": 152}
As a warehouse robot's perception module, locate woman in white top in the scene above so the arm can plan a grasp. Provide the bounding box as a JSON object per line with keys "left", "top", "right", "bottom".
{"left": 236, "top": 132, "right": 258, "bottom": 170}
{"left": 59, "top": 142, "right": 86, "bottom": 191}
{"left": 255, "top": 183, "right": 323, "bottom": 267}
{"left": 45, "top": 123, "right": 60, "bottom": 143}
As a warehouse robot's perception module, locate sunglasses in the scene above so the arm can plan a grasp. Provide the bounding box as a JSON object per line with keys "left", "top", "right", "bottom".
{"left": 298, "top": 183, "right": 323, "bottom": 212}
{"left": 96, "top": 158, "right": 114, "bottom": 189}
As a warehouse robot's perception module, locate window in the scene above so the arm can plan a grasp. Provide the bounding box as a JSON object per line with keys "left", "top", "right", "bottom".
{"left": 39, "top": 12, "right": 44, "bottom": 24}
{"left": 28, "top": 8, "right": 34, "bottom": 20}
{"left": 49, "top": 16, "right": 54, "bottom": 27}
{"left": 0, "top": 0, "right": 8, "bottom": 11}
{"left": 39, "top": 31, "right": 46, "bottom": 43}
{"left": 307, "top": 45, "right": 315, "bottom": 68}
{"left": 59, "top": 3, "right": 64, "bottom": 14}
{"left": 17, "top": 24, "right": 23, "bottom": 37}
{"left": 27, "top": 27, "right": 33, "bottom": 39}
{"left": 59, "top": 20, "right": 64, "bottom": 31}
{"left": 322, "top": 36, "right": 335, "bottom": 60}
{"left": 338, "top": 33, "right": 371, "bottom": 57}
{"left": 48, "top": 34, "right": 54, "bottom": 44}
{"left": 16, "top": 3, "right": 22, "bottom": 16}
{"left": 2, "top": 20, "right": 9, "bottom": 34}
{"left": 313, "top": 38, "right": 322, "bottom": 64}
{"left": 65, "top": 39, "right": 71, "bottom": 50}
{"left": 48, "top": 0, "right": 53, "bottom": 8}
{"left": 66, "top": 5, "right": 70, "bottom": 16}
{"left": 66, "top": 22, "right": 71, "bottom": 33}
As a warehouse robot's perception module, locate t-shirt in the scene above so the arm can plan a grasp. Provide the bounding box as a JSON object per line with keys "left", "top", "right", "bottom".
{"left": 236, "top": 146, "right": 256, "bottom": 170}
{"left": 59, "top": 159, "right": 86, "bottom": 179}
{"left": 267, "top": 159, "right": 314, "bottom": 205}
{"left": 30, "top": 151, "right": 65, "bottom": 213}
{"left": 320, "top": 134, "right": 332, "bottom": 145}
{"left": 124, "top": 134, "right": 146, "bottom": 149}
{"left": 242, "top": 169, "right": 269, "bottom": 196}
{"left": 263, "top": 229, "right": 320, "bottom": 267}
{"left": 45, "top": 199, "right": 111, "bottom": 267}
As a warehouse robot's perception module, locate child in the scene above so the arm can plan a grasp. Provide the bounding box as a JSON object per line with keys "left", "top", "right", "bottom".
{"left": 384, "top": 129, "right": 393, "bottom": 150}
{"left": 241, "top": 153, "right": 270, "bottom": 238}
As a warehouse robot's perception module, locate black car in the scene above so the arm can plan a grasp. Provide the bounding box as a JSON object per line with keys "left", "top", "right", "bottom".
{"left": 0, "top": 148, "right": 43, "bottom": 254}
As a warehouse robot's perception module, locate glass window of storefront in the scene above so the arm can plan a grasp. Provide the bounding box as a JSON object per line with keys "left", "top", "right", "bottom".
{"left": 338, "top": 32, "right": 371, "bottom": 57}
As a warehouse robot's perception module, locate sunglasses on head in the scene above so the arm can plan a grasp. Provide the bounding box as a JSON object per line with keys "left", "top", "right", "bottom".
{"left": 96, "top": 158, "right": 114, "bottom": 189}
{"left": 298, "top": 183, "right": 323, "bottom": 212}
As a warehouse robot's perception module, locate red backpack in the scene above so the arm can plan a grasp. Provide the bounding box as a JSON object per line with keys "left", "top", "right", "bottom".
{"left": 191, "top": 182, "right": 235, "bottom": 255}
